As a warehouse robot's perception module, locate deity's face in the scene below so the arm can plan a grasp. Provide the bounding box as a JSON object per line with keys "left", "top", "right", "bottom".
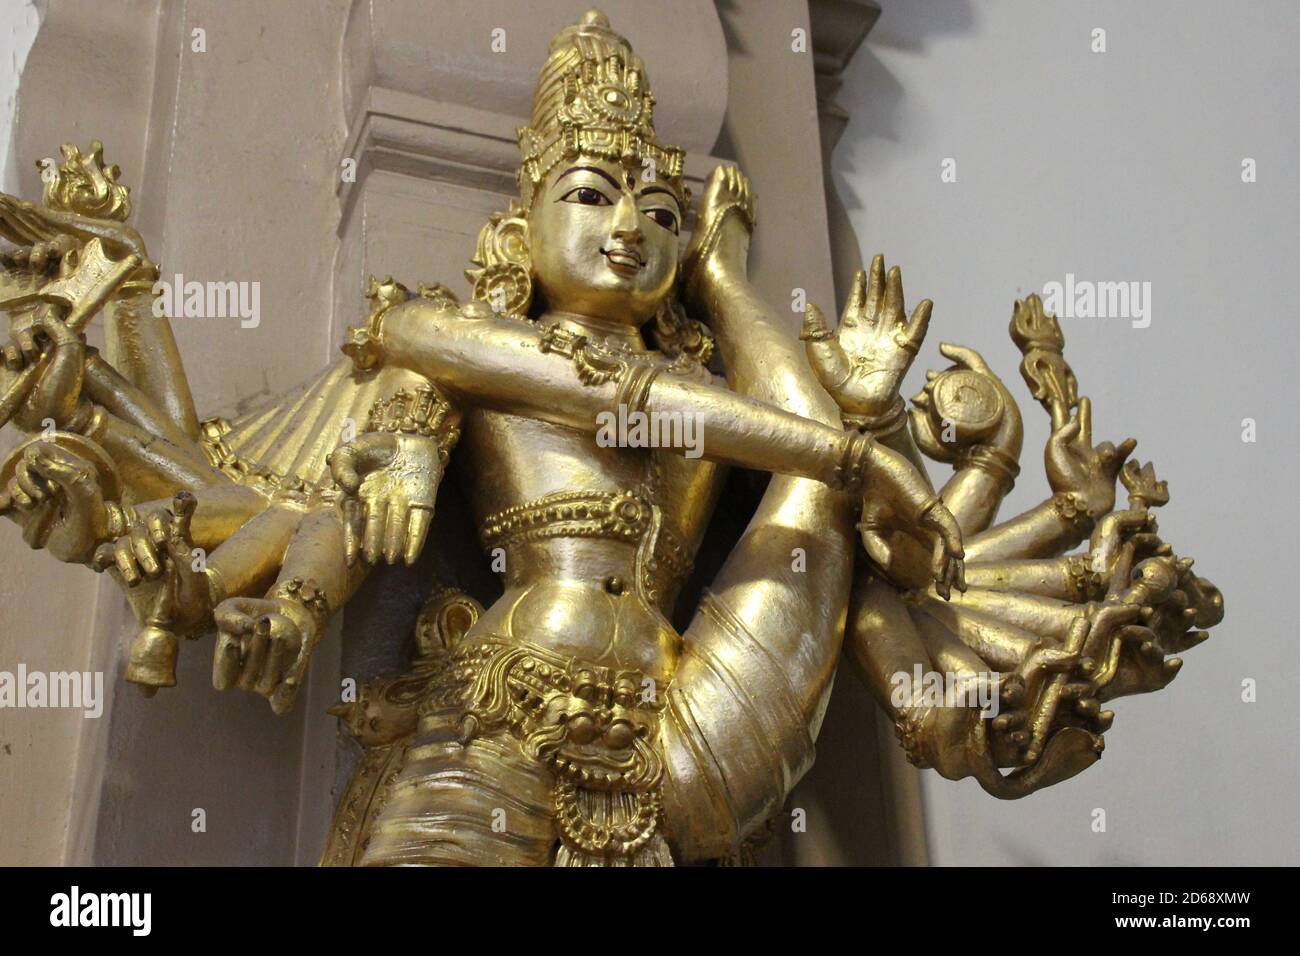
{"left": 528, "top": 155, "right": 682, "bottom": 326}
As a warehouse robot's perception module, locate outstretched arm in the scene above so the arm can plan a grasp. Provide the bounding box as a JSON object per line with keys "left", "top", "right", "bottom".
{"left": 373, "top": 295, "right": 962, "bottom": 592}
{"left": 212, "top": 504, "right": 366, "bottom": 714}
{"left": 966, "top": 398, "right": 1135, "bottom": 562}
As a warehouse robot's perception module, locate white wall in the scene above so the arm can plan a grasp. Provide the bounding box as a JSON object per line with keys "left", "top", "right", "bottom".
{"left": 0, "top": 0, "right": 39, "bottom": 193}
{"left": 835, "top": 0, "right": 1298, "bottom": 865}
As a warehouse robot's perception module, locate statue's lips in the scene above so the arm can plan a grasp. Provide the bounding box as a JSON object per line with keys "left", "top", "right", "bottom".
{"left": 601, "top": 246, "right": 643, "bottom": 276}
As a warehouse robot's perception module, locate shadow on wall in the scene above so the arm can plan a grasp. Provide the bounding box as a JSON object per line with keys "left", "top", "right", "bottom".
{"left": 834, "top": 0, "right": 977, "bottom": 217}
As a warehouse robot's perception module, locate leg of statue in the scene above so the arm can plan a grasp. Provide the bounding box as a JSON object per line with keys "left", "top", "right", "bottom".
{"left": 660, "top": 166, "right": 857, "bottom": 862}
{"left": 358, "top": 706, "right": 559, "bottom": 867}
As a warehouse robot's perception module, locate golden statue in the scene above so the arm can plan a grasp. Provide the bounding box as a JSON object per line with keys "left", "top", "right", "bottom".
{"left": 0, "top": 11, "right": 1222, "bottom": 865}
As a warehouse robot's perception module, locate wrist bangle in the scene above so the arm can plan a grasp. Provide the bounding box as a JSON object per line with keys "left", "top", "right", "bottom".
{"left": 955, "top": 444, "right": 1021, "bottom": 494}
{"left": 366, "top": 384, "right": 461, "bottom": 464}
{"left": 1050, "top": 491, "right": 1093, "bottom": 533}
{"left": 843, "top": 398, "right": 908, "bottom": 441}
{"left": 272, "top": 576, "right": 330, "bottom": 628}
{"left": 343, "top": 275, "right": 409, "bottom": 371}
{"left": 834, "top": 431, "right": 874, "bottom": 495}
{"left": 1064, "top": 554, "right": 1105, "bottom": 601}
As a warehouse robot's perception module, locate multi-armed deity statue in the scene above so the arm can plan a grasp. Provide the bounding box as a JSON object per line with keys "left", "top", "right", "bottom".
{"left": 0, "top": 11, "right": 1221, "bottom": 865}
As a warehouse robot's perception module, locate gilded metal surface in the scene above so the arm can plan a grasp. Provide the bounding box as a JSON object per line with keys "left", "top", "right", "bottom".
{"left": 0, "top": 9, "right": 1221, "bottom": 865}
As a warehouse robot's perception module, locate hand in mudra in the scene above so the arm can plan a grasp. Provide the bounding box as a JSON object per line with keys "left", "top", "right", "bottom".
{"left": 803, "top": 254, "right": 933, "bottom": 419}
{"left": 329, "top": 432, "right": 441, "bottom": 566}
{"left": 860, "top": 440, "right": 966, "bottom": 599}
{"left": 0, "top": 191, "right": 149, "bottom": 264}
{"left": 213, "top": 593, "right": 317, "bottom": 714}
{"left": 1045, "top": 397, "right": 1137, "bottom": 519}
{"left": 0, "top": 441, "right": 108, "bottom": 562}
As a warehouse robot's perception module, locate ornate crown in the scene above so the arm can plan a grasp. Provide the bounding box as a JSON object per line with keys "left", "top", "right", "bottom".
{"left": 516, "top": 10, "right": 687, "bottom": 209}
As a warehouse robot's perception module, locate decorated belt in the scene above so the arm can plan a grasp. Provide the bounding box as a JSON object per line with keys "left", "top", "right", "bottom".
{"left": 478, "top": 489, "right": 693, "bottom": 605}
{"left": 424, "top": 636, "right": 668, "bottom": 860}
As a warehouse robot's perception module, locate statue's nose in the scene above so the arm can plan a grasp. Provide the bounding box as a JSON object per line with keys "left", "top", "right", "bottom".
{"left": 611, "top": 194, "right": 643, "bottom": 244}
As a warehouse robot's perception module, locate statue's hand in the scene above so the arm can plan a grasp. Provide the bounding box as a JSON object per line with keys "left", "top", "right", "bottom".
{"left": 0, "top": 441, "right": 108, "bottom": 562}
{"left": 91, "top": 498, "right": 183, "bottom": 587}
{"left": 803, "top": 255, "right": 932, "bottom": 420}
{"left": 329, "top": 432, "right": 440, "bottom": 566}
{"left": 0, "top": 192, "right": 148, "bottom": 264}
{"left": 1086, "top": 509, "right": 1159, "bottom": 581}
{"left": 910, "top": 343, "right": 1023, "bottom": 463}
{"left": 213, "top": 594, "right": 318, "bottom": 714}
{"left": 860, "top": 441, "right": 966, "bottom": 598}
{"left": 1, "top": 306, "right": 88, "bottom": 431}
{"left": 1045, "top": 397, "right": 1137, "bottom": 519}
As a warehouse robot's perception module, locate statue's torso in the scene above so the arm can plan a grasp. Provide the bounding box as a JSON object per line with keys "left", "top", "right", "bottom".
{"left": 457, "top": 406, "right": 723, "bottom": 682}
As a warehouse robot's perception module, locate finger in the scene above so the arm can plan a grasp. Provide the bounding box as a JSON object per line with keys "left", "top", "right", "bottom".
{"left": 16, "top": 329, "right": 40, "bottom": 365}
{"left": 8, "top": 479, "right": 34, "bottom": 511}
{"left": 1048, "top": 419, "right": 1080, "bottom": 451}
{"left": 92, "top": 542, "right": 117, "bottom": 572}
{"left": 937, "top": 342, "right": 990, "bottom": 374}
{"left": 1048, "top": 399, "right": 1069, "bottom": 432}
{"left": 799, "top": 302, "right": 834, "bottom": 341}
{"left": 147, "top": 512, "right": 168, "bottom": 546}
{"left": 1112, "top": 437, "right": 1138, "bottom": 470}
{"left": 843, "top": 268, "right": 867, "bottom": 323}
{"left": 257, "top": 626, "right": 295, "bottom": 698}
{"left": 900, "top": 299, "right": 932, "bottom": 353}
{"left": 342, "top": 497, "right": 361, "bottom": 566}
{"left": 328, "top": 446, "right": 362, "bottom": 494}
{"left": 18, "top": 502, "right": 53, "bottom": 548}
{"left": 0, "top": 489, "right": 11, "bottom": 515}
{"left": 382, "top": 502, "right": 407, "bottom": 564}
{"left": 803, "top": 307, "right": 854, "bottom": 393}
{"left": 362, "top": 499, "right": 388, "bottom": 565}
{"left": 238, "top": 617, "right": 272, "bottom": 691}
{"left": 883, "top": 265, "right": 905, "bottom": 324}
{"left": 131, "top": 531, "right": 161, "bottom": 579}
{"left": 269, "top": 681, "right": 301, "bottom": 716}
{"left": 860, "top": 528, "right": 893, "bottom": 568}
{"left": 29, "top": 447, "right": 86, "bottom": 484}
{"left": 113, "top": 543, "right": 141, "bottom": 586}
{"left": 1076, "top": 397, "right": 1092, "bottom": 446}
{"left": 3, "top": 343, "right": 23, "bottom": 371}
{"left": 405, "top": 507, "right": 432, "bottom": 566}
{"left": 14, "top": 462, "right": 47, "bottom": 503}
{"left": 923, "top": 503, "right": 965, "bottom": 560}
{"left": 863, "top": 254, "right": 885, "bottom": 322}
{"left": 212, "top": 632, "right": 244, "bottom": 691}
{"left": 169, "top": 492, "right": 196, "bottom": 542}
{"left": 932, "top": 537, "right": 951, "bottom": 600}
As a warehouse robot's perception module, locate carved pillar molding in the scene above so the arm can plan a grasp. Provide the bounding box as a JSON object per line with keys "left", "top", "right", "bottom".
{"left": 810, "top": 0, "right": 879, "bottom": 310}
{"left": 798, "top": 0, "right": 931, "bottom": 867}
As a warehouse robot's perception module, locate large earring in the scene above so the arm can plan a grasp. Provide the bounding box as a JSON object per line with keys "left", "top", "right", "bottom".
{"left": 651, "top": 294, "right": 714, "bottom": 367}
{"left": 465, "top": 201, "right": 533, "bottom": 319}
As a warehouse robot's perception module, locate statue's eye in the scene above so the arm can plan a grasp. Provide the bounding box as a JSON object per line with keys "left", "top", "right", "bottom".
{"left": 646, "top": 208, "right": 679, "bottom": 234}
{"left": 561, "top": 186, "right": 610, "bottom": 206}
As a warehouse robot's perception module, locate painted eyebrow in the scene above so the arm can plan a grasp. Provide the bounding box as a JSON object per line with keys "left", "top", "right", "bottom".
{"left": 637, "top": 185, "right": 681, "bottom": 211}
{"left": 556, "top": 165, "right": 623, "bottom": 192}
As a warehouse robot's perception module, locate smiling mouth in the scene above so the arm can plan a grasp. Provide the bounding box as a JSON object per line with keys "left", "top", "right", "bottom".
{"left": 601, "top": 246, "right": 643, "bottom": 275}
